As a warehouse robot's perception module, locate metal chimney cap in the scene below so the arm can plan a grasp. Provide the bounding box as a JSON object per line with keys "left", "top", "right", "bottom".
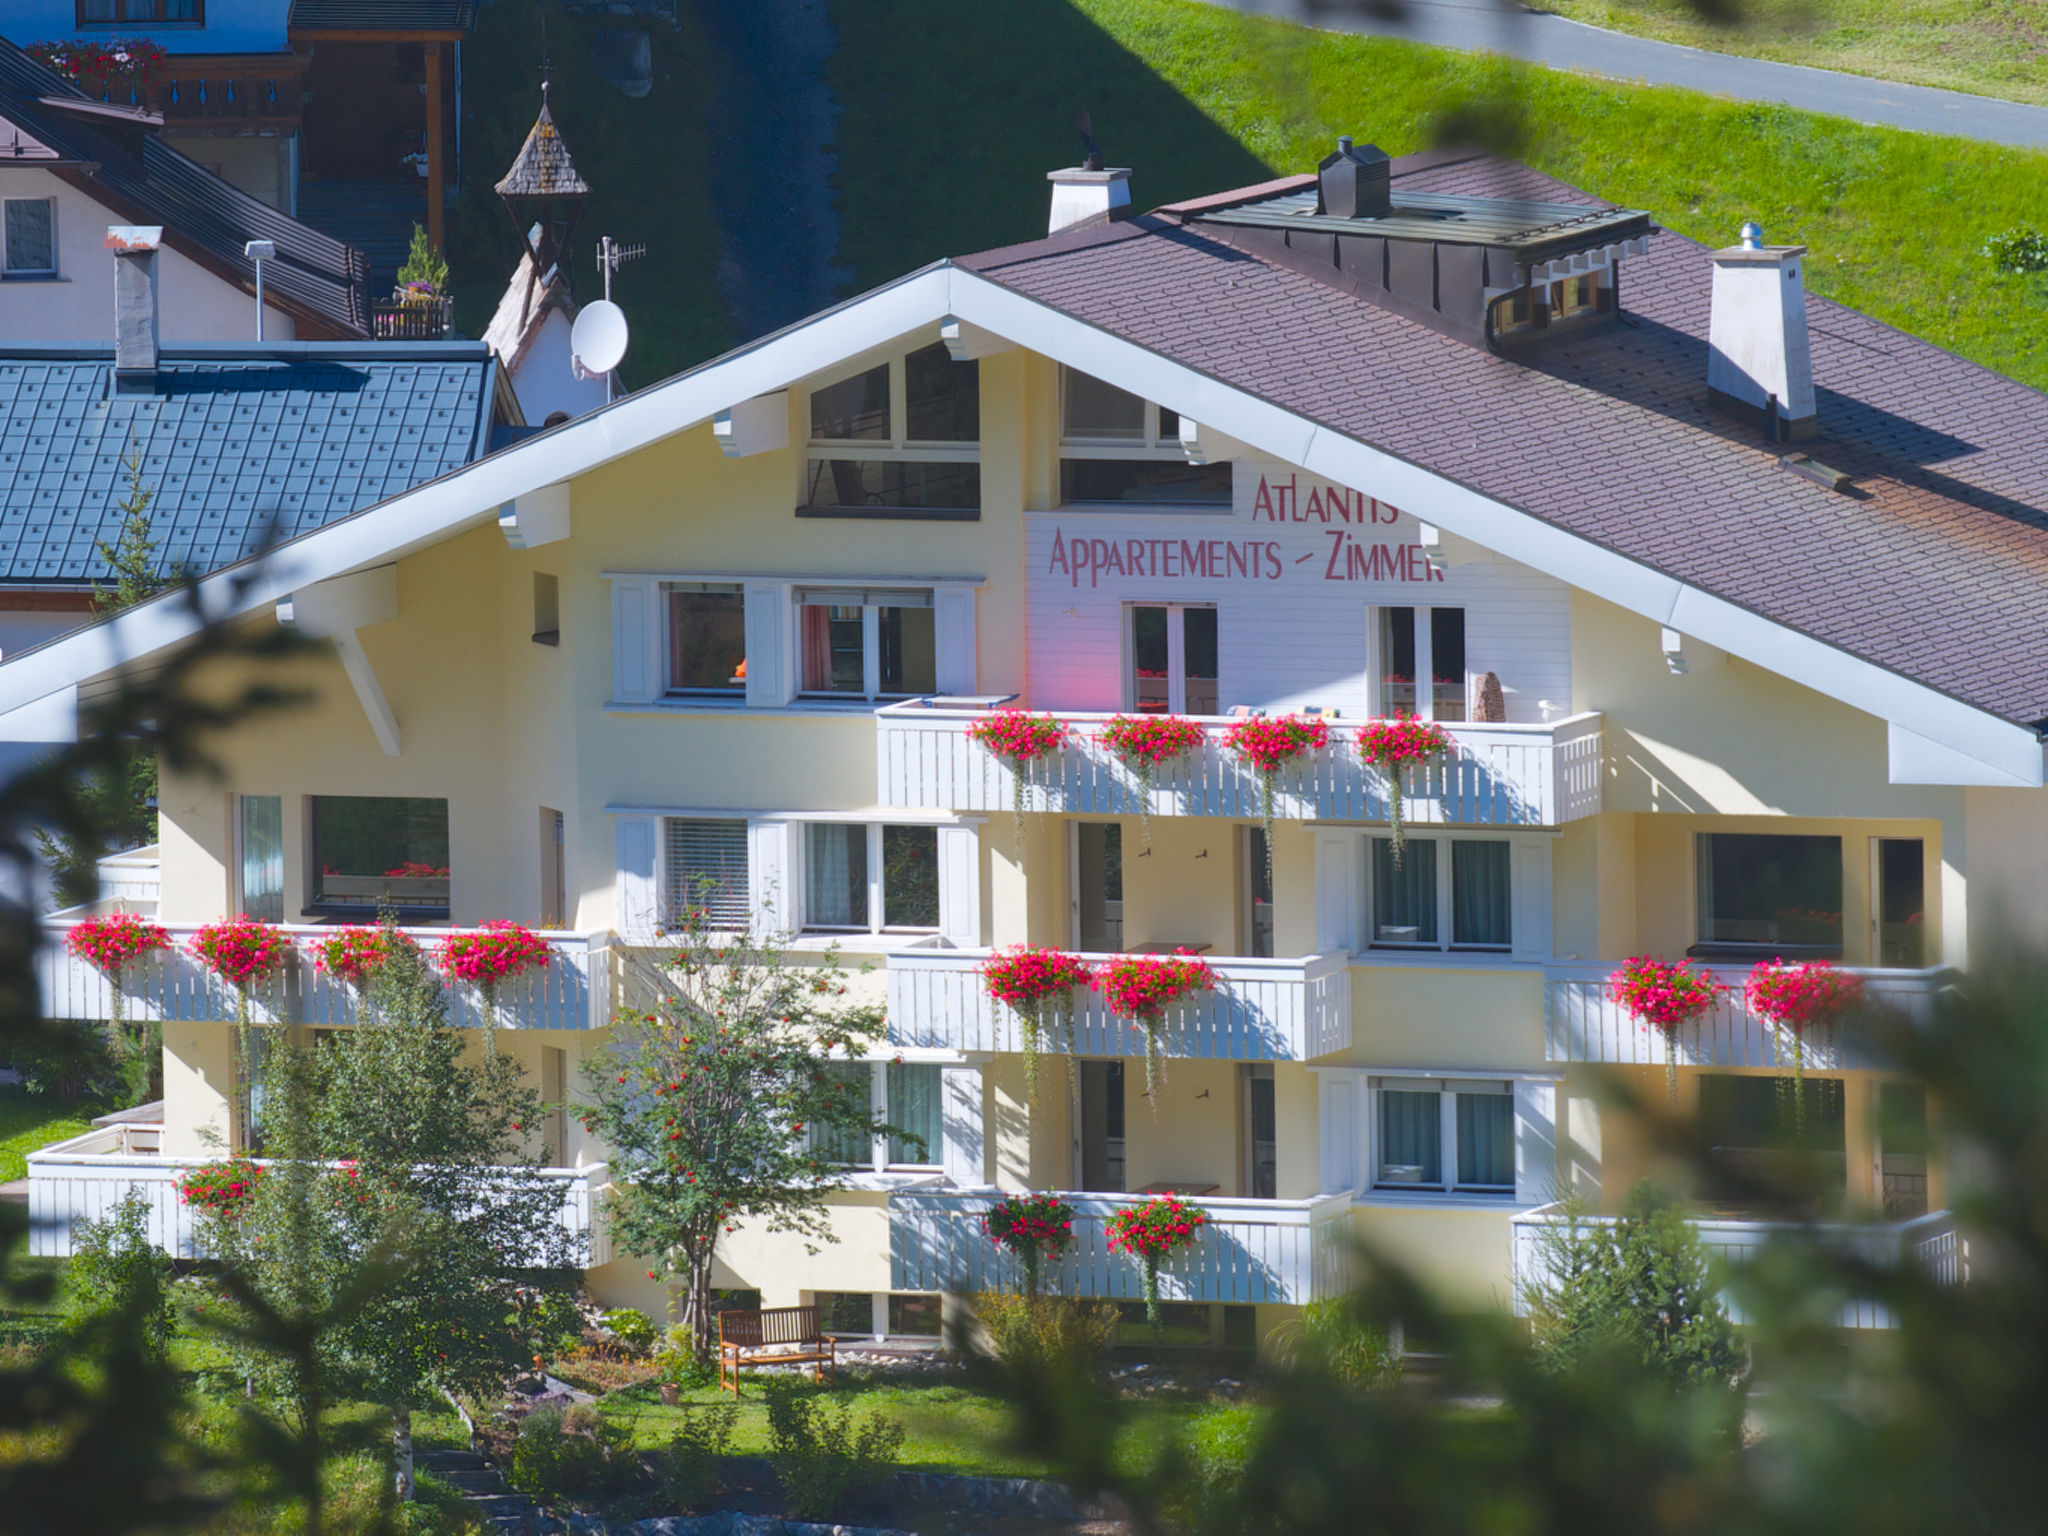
{"left": 244, "top": 239, "right": 276, "bottom": 262}
{"left": 1739, "top": 220, "right": 1764, "bottom": 250}
{"left": 1338, "top": 135, "right": 1353, "bottom": 153}
{"left": 105, "top": 225, "right": 162, "bottom": 253}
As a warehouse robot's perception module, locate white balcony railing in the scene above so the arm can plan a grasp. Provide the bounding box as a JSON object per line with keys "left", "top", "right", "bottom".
{"left": 26, "top": 1126, "right": 612, "bottom": 1266}
{"left": 1510, "top": 1203, "right": 1965, "bottom": 1328}
{"left": 885, "top": 949, "right": 1352, "bottom": 1061}
{"left": 891, "top": 1189, "right": 1354, "bottom": 1306}
{"left": 1544, "top": 962, "right": 1955, "bottom": 1070}
{"left": 37, "top": 922, "right": 614, "bottom": 1033}
{"left": 876, "top": 702, "right": 1603, "bottom": 826}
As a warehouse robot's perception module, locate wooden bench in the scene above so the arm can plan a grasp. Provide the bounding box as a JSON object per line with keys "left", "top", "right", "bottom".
{"left": 716, "top": 1305, "right": 835, "bottom": 1397}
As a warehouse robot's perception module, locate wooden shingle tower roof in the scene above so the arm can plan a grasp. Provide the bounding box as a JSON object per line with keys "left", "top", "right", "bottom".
{"left": 494, "top": 89, "right": 591, "bottom": 199}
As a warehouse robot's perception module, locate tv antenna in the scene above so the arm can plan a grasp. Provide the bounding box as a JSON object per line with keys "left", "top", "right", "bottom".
{"left": 595, "top": 235, "right": 645, "bottom": 302}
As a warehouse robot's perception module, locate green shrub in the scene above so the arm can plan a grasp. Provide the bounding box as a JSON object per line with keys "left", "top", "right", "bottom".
{"left": 64, "top": 1187, "right": 175, "bottom": 1360}
{"left": 603, "top": 1307, "right": 656, "bottom": 1354}
{"left": 652, "top": 1323, "right": 718, "bottom": 1388}
{"left": 970, "top": 1291, "right": 1121, "bottom": 1370}
{"left": 763, "top": 1381, "right": 906, "bottom": 1520}
{"left": 507, "top": 1402, "right": 640, "bottom": 1503}
{"left": 1268, "top": 1299, "right": 1403, "bottom": 1393}
{"left": 1985, "top": 226, "right": 2048, "bottom": 275}
{"left": 652, "top": 1402, "right": 737, "bottom": 1512}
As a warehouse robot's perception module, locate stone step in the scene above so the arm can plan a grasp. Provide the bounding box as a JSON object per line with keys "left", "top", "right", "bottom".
{"left": 439, "top": 1470, "right": 506, "bottom": 1492}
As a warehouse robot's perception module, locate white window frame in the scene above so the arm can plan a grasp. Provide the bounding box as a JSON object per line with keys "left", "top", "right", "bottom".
{"left": 1368, "top": 603, "right": 1468, "bottom": 722}
{"left": 660, "top": 580, "right": 747, "bottom": 697}
{"left": 799, "top": 821, "right": 943, "bottom": 937}
{"left": 1361, "top": 832, "right": 1515, "bottom": 954}
{"left": 803, "top": 341, "right": 981, "bottom": 500}
{"left": 2, "top": 198, "right": 57, "bottom": 278}
{"left": 660, "top": 816, "right": 752, "bottom": 932}
{"left": 1368, "top": 1074, "right": 1516, "bottom": 1197}
{"left": 795, "top": 585, "right": 939, "bottom": 702}
{"left": 1121, "top": 601, "right": 1217, "bottom": 715}
{"left": 817, "top": 1059, "right": 944, "bottom": 1173}
{"left": 1059, "top": 367, "right": 1232, "bottom": 508}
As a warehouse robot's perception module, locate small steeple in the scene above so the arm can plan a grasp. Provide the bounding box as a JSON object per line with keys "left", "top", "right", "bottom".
{"left": 495, "top": 82, "right": 590, "bottom": 299}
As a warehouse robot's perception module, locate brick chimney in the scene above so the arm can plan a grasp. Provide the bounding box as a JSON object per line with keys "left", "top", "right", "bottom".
{"left": 107, "top": 225, "right": 162, "bottom": 395}
{"left": 1047, "top": 166, "right": 1131, "bottom": 236}
{"left": 1707, "top": 221, "right": 1815, "bottom": 441}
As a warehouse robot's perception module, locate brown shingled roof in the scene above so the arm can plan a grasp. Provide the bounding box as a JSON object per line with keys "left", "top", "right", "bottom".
{"left": 494, "top": 100, "right": 591, "bottom": 200}
{"left": 957, "top": 152, "right": 2048, "bottom": 730}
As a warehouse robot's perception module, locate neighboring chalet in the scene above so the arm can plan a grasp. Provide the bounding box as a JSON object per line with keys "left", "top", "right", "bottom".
{"left": 0, "top": 37, "right": 369, "bottom": 343}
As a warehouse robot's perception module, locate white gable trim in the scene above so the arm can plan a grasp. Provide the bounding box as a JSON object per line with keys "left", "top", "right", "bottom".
{"left": 0, "top": 258, "right": 2036, "bottom": 785}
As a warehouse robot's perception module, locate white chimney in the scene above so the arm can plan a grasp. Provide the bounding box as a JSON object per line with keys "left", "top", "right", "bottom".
{"left": 1706, "top": 221, "right": 1815, "bottom": 441}
{"left": 1047, "top": 166, "right": 1131, "bottom": 236}
{"left": 107, "top": 225, "right": 163, "bottom": 394}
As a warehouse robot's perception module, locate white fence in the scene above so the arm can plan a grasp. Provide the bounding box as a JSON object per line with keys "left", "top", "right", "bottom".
{"left": 26, "top": 1125, "right": 612, "bottom": 1267}
{"left": 891, "top": 1189, "right": 1353, "bottom": 1306}
{"left": 1544, "top": 963, "right": 1954, "bottom": 1070}
{"left": 38, "top": 922, "right": 615, "bottom": 1033}
{"left": 1509, "top": 1203, "right": 1965, "bottom": 1329}
{"left": 885, "top": 950, "right": 1352, "bottom": 1061}
{"left": 876, "top": 703, "right": 1604, "bottom": 826}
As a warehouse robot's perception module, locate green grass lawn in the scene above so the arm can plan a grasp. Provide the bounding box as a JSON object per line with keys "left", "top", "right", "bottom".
{"left": 828, "top": 0, "right": 2048, "bottom": 389}
{"left": 1544, "top": 0, "right": 2048, "bottom": 109}
{"left": 0, "top": 1084, "right": 108, "bottom": 1183}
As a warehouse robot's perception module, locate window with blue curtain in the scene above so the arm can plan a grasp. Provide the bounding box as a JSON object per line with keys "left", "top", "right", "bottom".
{"left": 1456, "top": 1091, "right": 1515, "bottom": 1188}
{"left": 813, "top": 1063, "right": 875, "bottom": 1166}
{"left": 886, "top": 1062, "right": 941, "bottom": 1165}
{"left": 1451, "top": 840, "right": 1512, "bottom": 948}
{"left": 1377, "top": 1089, "right": 1441, "bottom": 1184}
{"left": 1372, "top": 837, "right": 1437, "bottom": 944}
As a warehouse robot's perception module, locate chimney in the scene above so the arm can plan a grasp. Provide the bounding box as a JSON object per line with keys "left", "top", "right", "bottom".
{"left": 1317, "top": 136, "right": 1391, "bottom": 220}
{"left": 1707, "top": 220, "right": 1815, "bottom": 441}
{"left": 1046, "top": 165, "right": 1131, "bottom": 236}
{"left": 107, "top": 225, "right": 162, "bottom": 394}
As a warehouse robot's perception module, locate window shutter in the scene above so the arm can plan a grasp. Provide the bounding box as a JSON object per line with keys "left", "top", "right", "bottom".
{"left": 746, "top": 818, "right": 794, "bottom": 935}
{"left": 664, "top": 818, "right": 750, "bottom": 930}
{"left": 940, "top": 1063, "right": 985, "bottom": 1185}
{"left": 744, "top": 582, "right": 792, "bottom": 707}
{"left": 935, "top": 823, "right": 980, "bottom": 945}
{"left": 614, "top": 815, "right": 659, "bottom": 940}
{"left": 1513, "top": 1079, "right": 1559, "bottom": 1205}
{"left": 933, "top": 588, "right": 977, "bottom": 696}
{"left": 1510, "top": 840, "right": 1551, "bottom": 961}
{"left": 1314, "top": 832, "right": 1359, "bottom": 955}
{"left": 1318, "top": 1072, "right": 1361, "bottom": 1194}
{"left": 610, "top": 578, "right": 660, "bottom": 704}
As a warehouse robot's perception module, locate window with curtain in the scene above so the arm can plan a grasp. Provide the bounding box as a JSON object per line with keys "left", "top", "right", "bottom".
{"left": 1451, "top": 840, "right": 1511, "bottom": 948}
{"left": 804, "top": 824, "right": 941, "bottom": 934}
{"left": 665, "top": 818, "right": 749, "bottom": 929}
{"left": 886, "top": 1062, "right": 940, "bottom": 1165}
{"left": 239, "top": 795, "right": 284, "bottom": 922}
{"left": 1378, "top": 1089, "right": 1441, "bottom": 1185}
{"left": 1372, "top": 837, "right": 1437, "bottom": 944}
{"left": 805, "top": 824, "right": 868, "bottom": 929}
{"left": 814, "top": 1063, "right": 875, "bottom": 1166}
{"left": 3, "top": 200, "right": 55, "bottom": 276}
{"left": 797, "top": 589, "right": 936, "bottom": 699}
{"left": 1456, "top": 1091, "right": 1514, "bottom": 1188}
{"left": 1376, "top": 1079, "right": 1516, "bottom": 1194}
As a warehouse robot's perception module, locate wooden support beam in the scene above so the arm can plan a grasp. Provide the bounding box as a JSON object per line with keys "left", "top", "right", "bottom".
{"left": 425, "top": 42, "right": 445, "bottom": 253}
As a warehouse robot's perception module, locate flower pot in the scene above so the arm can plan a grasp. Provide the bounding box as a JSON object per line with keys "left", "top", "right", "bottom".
{"left": 659, "top": 1382, "right": 681, "bottom": 1406}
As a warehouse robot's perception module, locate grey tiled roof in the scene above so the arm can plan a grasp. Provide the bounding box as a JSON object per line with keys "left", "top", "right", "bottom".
{"left": 0, "top": 347, "right": 495, "bottom": 584}
{"left": 959, "top": 153, "right": 2048, "bottom": 730}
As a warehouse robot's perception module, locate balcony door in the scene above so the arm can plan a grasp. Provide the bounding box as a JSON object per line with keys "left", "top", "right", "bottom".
{"left": 1869, "top": 837, "right": 1926, "bottom": 967}
{"left": 1072, "top": 821, "right": 1123, "bottom": 953}
{"left": 1128, "top": 604, "right": 1218, "bottom": 714}
{"left": 1077, "top": 1060, "right": 1125, "bottom": 1191}
{"left": 1241, "top": 1064, "right": 1276, "bottom": 1199}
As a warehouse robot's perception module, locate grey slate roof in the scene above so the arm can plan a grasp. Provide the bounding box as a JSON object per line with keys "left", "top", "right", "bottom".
{"left": 494, "top": 101, "right": 590, "bottom": 199}
{"left": 0, "top": 345, "right": 496, "bottom": 584}
{"left": 957, "top": 152, "right": 2048, "bottom": 731}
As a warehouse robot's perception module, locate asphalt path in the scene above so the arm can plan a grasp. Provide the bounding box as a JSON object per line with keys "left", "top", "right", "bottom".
{"left": 1205, "top": 0, "right": 2048, "bottom": 149}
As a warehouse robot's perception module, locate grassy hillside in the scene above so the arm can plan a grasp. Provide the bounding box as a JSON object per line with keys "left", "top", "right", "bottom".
{"left": 829, "top": 0, "right": 2048, "bottom": 389}
{"left": 1545, "top": 0, "right": 2048, "bottom": 109}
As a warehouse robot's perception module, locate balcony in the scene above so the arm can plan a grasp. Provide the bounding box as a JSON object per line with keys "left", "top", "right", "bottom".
{"left": 1544, "top": 962, "right": 1955, "bottom": 1069}
{"left": 26, "top": 1126, "right": 611, "bottom": 1266}
{"left": 885, "top": 949, "right": 1352, "bottom": 1061}
{"left": 38, "top": 922, "right": 614, "bottom": 1033}
{"left": 875, "top": 702, "right": 1603, "bottom": 826}
{"left": 372, "top": 293, "right": 455, "bottom": 340}
{"left": 1510, "top": 1203, "right": 1966, "bottom": 1328}
{"left": 153, "top": 59, "right": 310, "bottom": 135}
{"left": 891, "top": 1189, "right": 1354, "bottom": 1306}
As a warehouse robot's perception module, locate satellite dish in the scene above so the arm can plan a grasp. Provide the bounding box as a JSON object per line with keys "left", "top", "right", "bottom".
{"left": 572, "top": 299, "right": 629, "bottom": 375}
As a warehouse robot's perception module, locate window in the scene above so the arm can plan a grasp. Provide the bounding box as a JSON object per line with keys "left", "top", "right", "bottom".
{"left": 665, "top": 582, "right": 745, "bottom": 693}
{"left": 1873, "top": 838, "right": 1926, "bottom": 968}
{"left": 805, "top": 342, "right": 980, "bottom": 515}
{"left": 802, "top": 823, "right": 939, "bottom": 934}
{"left": 238, "top": 795, "right": 283, "bottom": 922}
{"left": 797, "top": 587, "right": 935, "bottom": 698}
{"left": 532, "top": 572, "right": 559, "bottom": 646}
{"left": 1489, "top": 287, "right": 1536, "bottom": 337}
{"left": 665, "top": 818, "right": 749, "bottom": 929}
{"left": 2, "top": 200, "right": 55, "bottom": 278}
{"left": 1075, "top": 822, "right": 1123, "bottom": 952}
{"left": 1060, "top": 368, "right": 1232, "bottom": 506}
{"left": 309, "top": 796, "right": 449, "bottom": 916}
{"left": 1373, "top": 1078, "right": 1514, "bottom": 1194}
{"left": 1375, "top": 606, "right": 1465, "bottom": 720}
{"left": 1695, "top": 833, "right": 1843, "bottom": 957}
{"left": 814, "top": 1059, "right": 942, "bottom": 1169}
{"left": 78, "top": 0, "right": 202, "bottom": 21}
{"left": 1697, "top": 1074, "right": 1846, "bottom": 1214}
{"left": 817, "top": 1291, "right": 875, "bottom": 1335}
{"left": 1243, "top": 827, "right": 1273, "bottom": 958}
{"left": 1367, "top": 836, "right": 1511, "bottom": 951}
{"left": 1550, "top": 274, "right": 1600, "bottom": 318}
{"left": 1127, "top": 604, "right": 1218, "bottom": 714}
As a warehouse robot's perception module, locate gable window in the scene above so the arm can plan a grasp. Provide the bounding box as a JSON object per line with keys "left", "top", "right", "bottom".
{"left": 2, "top": 200, "right": 56, "bottom": 278}
{"left": 1375, "top": 605, "right": 1466, "bottom": 721}
{"left": 803, "top": 823, "right": 939, "bottom": 935}
{"left": 665, "top": 817, "right": 749, "bottom": 929}
{"left": 1372, "top": 1077, "right": 1514, "bottom": 1194}
{"left": 1694, "top": 833, "right": 1842, "bottom": 958}
{"left": 798, "top": 586, "right": 935, "bottom": 699}
{"left": 665, "top": 582, "right": 746, "bottom": 694}
{"left": 815, "top": 1059, "right": 942, "bottom": 1170}
{"left": 1060, "top": 369, "right": 1231, "bottom": 506}
{"left": 309, "top": 796, "right": 450, "bottom": 917}
{"left": 805, "top": 342, "right": 980, "bottom": 516}
{"left": 1367, "top": 836, "right": 1511, "bottom": 951}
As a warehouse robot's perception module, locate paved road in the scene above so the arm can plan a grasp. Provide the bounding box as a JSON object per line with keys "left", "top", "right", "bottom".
{"left": 1208, "top": 0, "right": 2048, "bottom": 148}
